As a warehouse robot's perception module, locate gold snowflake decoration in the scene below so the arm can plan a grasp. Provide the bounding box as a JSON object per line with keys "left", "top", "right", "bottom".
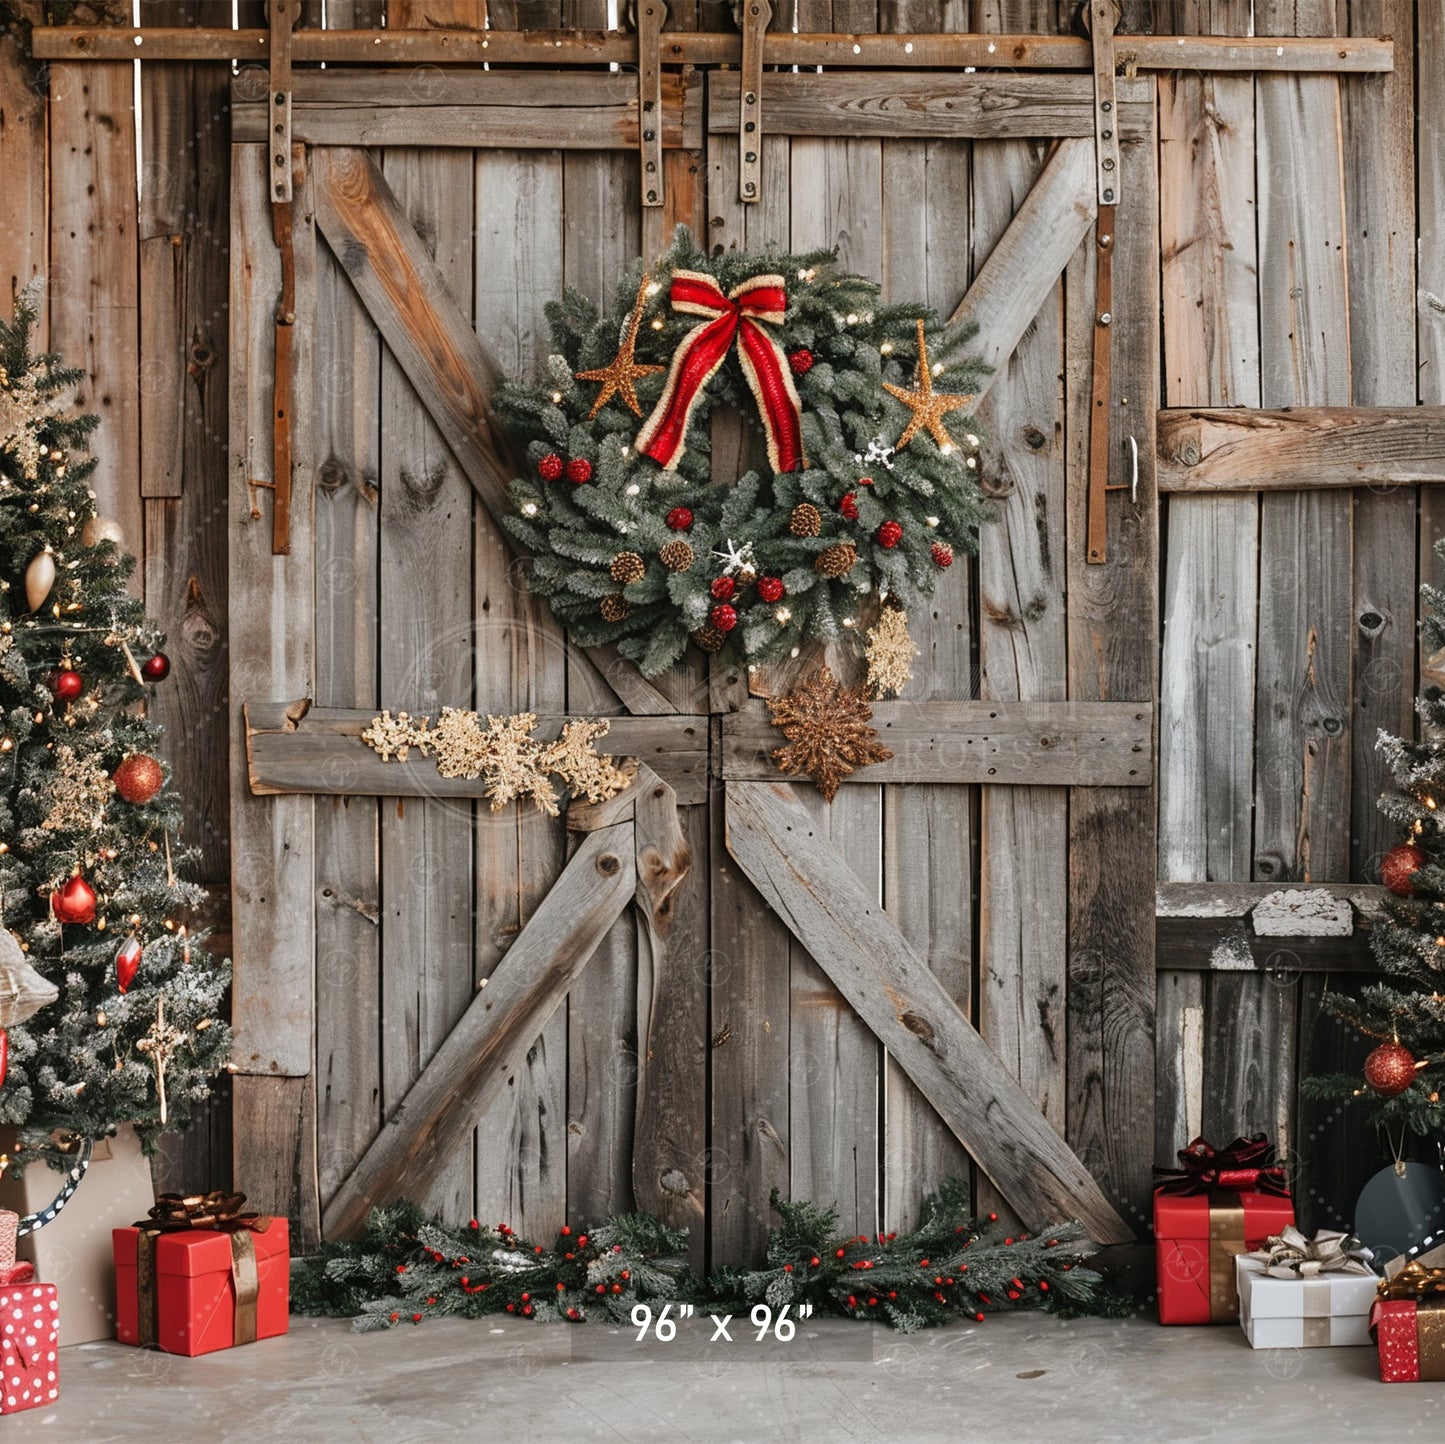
{"left": 41, "top": 745, "right": 114, "bottom": 832}
{"left": 767, "top": 666, "right": 894, "bottom": 802}
{"left": 538, "top": 719, "right": 632, "bottom": 805}
{"left": 360, "top": 710, "right": 430, "bottom": 761}
{"left": 0, "top": 362, "right": 62, "bottom": 481}
{"left": 864, "top": 605, "right": 920, "bottom": 700}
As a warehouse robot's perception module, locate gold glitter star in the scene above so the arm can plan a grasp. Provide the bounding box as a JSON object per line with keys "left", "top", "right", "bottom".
{"left": 882, "top": 319, "right": 974, "bottom": 454}
{"left": 575, "top": 276, "right": 666, "bottom": 419}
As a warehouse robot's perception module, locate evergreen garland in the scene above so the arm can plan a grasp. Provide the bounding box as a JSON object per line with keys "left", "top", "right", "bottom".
{"left": 496, "top": 229, "right": 989, "bottom": 678}
{"left": 292, "top": 1183, "right": 1123, "bottom": 1334}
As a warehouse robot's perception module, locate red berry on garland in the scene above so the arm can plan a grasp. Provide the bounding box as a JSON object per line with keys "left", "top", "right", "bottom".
{"left": 839, "top": 492, "right": 859, "bottom": 520}
{"left": 710, "top": 576, "right": 736, "bottom": 602}
{"left": 142, "top": 652, "right": 171, "bottom": 682}
{"left": 932, "top": 541, "right": 955, "bottom": 569}
{"left": 52, "top": 873, "right": 96, "bottom": 926}
{"left": 565, "top": 458, "right": 593, "bottom": 485}
{"left": 115, "top": 935, "right": 142, "bottom": 994}
{"left": 537, "top": 453, "right": 564, "bottom": 481}
{"left": 710, "top": 603, "right": 737, "bottom": 633}
{"left": 877, "top": 520, "right": 903, "bottom": 549}
{"left": 757, "top": 577, "right": 785, "bottom": 604}
{"left": 114, "top": 753, "right": 164, "bottom": 805}
{"left": 1382, "top": 842, "right": 1426, "bottom": 897}
{"left": 1364, "top": 1040, "right": 1420, "bottom": 1098}
{"left": 858, "top": 476, "right": 874, "bottom": 487}
{"left": 788, "top": 348, "right": 814, "bottom": 376}
{"left": 665, "top": 506, "right": 693, "bottom": 531}
{"left": 48, "top": 669, "right": 83, "bottom": 703}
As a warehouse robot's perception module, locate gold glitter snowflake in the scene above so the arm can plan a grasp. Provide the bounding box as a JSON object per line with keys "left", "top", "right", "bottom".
{"left": 0, "top": 362, "right": 61, "bottom": 481}
{"left": 864, "top": 605, "right": 920, "bottom": 699}
{"left": 538, "top": 719, "right": 632, "bottom": 804}
{"left": 360, "top": 710, "right": 430, "bottom": 762}
{"left": 42, "top": 745, "right": 114, "bottom": 832}
{"left": 768, "top": 666, "right": 894, "bottom": 802}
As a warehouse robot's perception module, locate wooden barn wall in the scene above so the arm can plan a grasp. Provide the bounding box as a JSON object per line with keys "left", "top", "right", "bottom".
{"left": 0, "top": 0, "right": 1438, "bottom": 1245}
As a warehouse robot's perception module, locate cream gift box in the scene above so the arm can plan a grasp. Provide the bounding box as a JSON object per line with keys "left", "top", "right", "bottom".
{"left": 1235, "top": 1227, "right": 1378, "bottom": 1349}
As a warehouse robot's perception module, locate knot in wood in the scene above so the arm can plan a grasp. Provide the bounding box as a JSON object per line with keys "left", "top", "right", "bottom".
{"left": 597, "top": 852, "right": 621, "bottom": 877}
{"left": 900, "top": 1010, "right": 938, "bottom": 1051}
{"left": 1178, "top": 440, "right": 1201, "bottom": 466}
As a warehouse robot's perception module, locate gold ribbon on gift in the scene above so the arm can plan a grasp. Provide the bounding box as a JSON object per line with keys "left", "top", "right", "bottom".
{"left": 132, "top": 1191, "right": 271, "bottom": 1348}
{"left": 1301, "top": 1276, "right": 1332, "bottom": 1347}
{"left": 1244, "top": 1225, "right": 1374, "bottom": 1280}
{"left": 1376, "top": 1258, "right": 1445, "bottom": 1302}
{"left": 1208, "top": 1199, "right": 1246, "bottom": 1323}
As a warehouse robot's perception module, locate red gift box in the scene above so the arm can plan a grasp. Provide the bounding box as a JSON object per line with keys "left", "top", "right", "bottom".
{"left": 1154, "top": 1135, "right": 1294, "bottom": 1325}
{"left": 1370, "top": 1298, "right": 1445, "bottom": 1381}
{"left": 0, "top": 1283, "right": 59, "bottom": 1414}
{"left": 114, "top": 1215, "right": 289, "bottom": 1357}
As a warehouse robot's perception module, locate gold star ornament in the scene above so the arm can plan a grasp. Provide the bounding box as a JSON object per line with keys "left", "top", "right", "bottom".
{"left": 882, "top": 319, "right": 975, "bottom": 454}
{"left": 575, "top": 275, "right": 666, "bottom": 420}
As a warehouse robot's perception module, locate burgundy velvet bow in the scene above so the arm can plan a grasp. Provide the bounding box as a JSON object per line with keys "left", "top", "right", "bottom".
{"left": 1154, "top": 1133, "right": 1290, "bottom": 1198}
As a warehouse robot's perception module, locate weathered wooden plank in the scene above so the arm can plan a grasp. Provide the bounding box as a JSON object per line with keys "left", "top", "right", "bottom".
{"left": 227, "top": 145, "right": 317, "bottom": 1083}
{"left": 1158, "top": 407, "right": 1445, "bottom": 491}
{"left": 707, "top": 72, "right": 1154, "bottom": 140}
{"left": 49, "top": 62, "right": 144, "bottom": 587}
{"left": 0, "top": 31, "right": 46, "bottom": 326}
{"left": 231, "top": 69, "right": 701, "bottom": 150}
{"left": 35, "top": 27, "right": 1396, "bottom": 71}
{"left": 322, "top": 818, "right": 636, "bottom": 1239}
{"left": 1156, "top": 917, "right": 1374, "bottom": 973}
{"left": 232, "top": 1075, "right": 321, "bottom": 1252}
{"left": 631, "top": 770, "right": 706, "bottom": 1268}
{"left": 309, "top": 145, "right": 679, "bottom": 718}
{"left": 1422, "top": 0, "right": 1445, "bottom": 677}
{"left": 1201, "top": 972, "right": 1298, "bottom": 1155}
{"left": 725, "top": 781, "right": 1133, "bottom": 1243}
{"left": 1062, "top": 98, "right": 1158, "bottom": 1224}
{"left": 1154, "top": 969, "right": 1203, "bottom": 1164}
{"left": 721, "top": 700, "right": 1151, "bottom": 786}
{"left": 1156, "top": 879, "right": 1387, "bottom": 919}
{"left": 947, "top": 137, "right": 1095, "bottom": 407}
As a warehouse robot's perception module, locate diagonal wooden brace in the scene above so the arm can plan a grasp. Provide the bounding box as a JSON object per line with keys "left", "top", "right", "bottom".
{"left": 737, "top": 0, "right": 771, "bottom": 202}
{"left": 637, "top": 0, "right": 667, "bottom": 208}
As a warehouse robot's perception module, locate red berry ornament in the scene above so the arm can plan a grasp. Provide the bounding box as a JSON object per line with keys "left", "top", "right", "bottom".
{"left": 757, "top": 577, "right": 785, "bottom": 604}
{"left": 114, "top": 753, "right": 164, "bottom": 805}
{"left": 49, "top": 669, "right": 83, "bottom": 703}
{"left": 877, "top": 520, "right": 903, "bottom": 549}
{"left": 142, "top": 652, "right": 171, "bottom": 682}
{"left": 52, "top": 874, "right": 96, "bottom": 926}
{"left": 788, "top": 348, "right": 814, "bottom": 376}
{"left": 710, "top": 603, "right": 737, "bottom": 633}
{"left": 710, "top": 576, "right": 736, "bottom": 602}
{"left": 665, "top": 507, "right": 693, "bottom": 531}
{"left": 931, "top": 540, "right": 955, "bottom": 569}
{"left": 115, "top": 935, "right": 143, "bottom": 994}
{"left": 1382, "top": 842, "right": 1426, "bottom": 897}
{"left": 1364, "top": 1041, "right": 1420, "bottom": 1098}
{"left": 565, "top": 458, "right": 593, "bottom": 485}
{"left": 537, "top": 453, "right": 564, "bottom": 481}
{"left": 839, "top": 493, "right": 859, "bottom": 520}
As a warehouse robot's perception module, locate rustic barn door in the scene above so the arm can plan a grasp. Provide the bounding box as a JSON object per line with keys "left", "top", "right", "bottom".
{"left": 228, "top": 45, "right": 1157, "bottom": 1262}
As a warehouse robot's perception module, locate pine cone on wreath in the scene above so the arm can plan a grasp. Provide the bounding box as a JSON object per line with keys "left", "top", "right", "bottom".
{"left": 693, "top": 626, "right": 727, "bottom": 653}
{"left": 815, "top": 543, "right": 858, "bottom": 579}
{"left": 790, "top": 503, "right": 822, "bottom": 538}
{"left": 610, "top": 551, "right": 646, "bottom": 585}
{"left": 659, "top": 540, "right": 695, "bottom": 573}
{"left": 599, "top": 594, "right": 630, "bottom": 623}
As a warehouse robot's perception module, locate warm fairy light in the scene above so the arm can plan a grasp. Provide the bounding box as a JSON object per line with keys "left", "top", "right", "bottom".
{"left": 646, "top": 281, "right": 662, "bottom": 296}
{"left": 96, "top": 917, "right": 106, "bottom": 931}
{"left": 96, "top": 1012, "right": 106, "bottom": 1027}
{"left": 932, "top": 363, "right": 944, "bottom": 376}
{"left": 846, "top": 313, "right": 859, "bottom": 326}
{"left": 625, "top": 484, "right": 640, "bottom": 496}
{"left": 550, "top": 391, "right": 563, "bottom": 404}
{"left": 966, "top": 433, "right": 979, "bottom": 446}
{"left": 521, "top": 502, "right": 538, "bottom": 517}
{"left": 775, "top": 607, "right": 792, "bottom": 624}
{"left": 651, "top": 319, "right": 665, "bottom": 331}
{"left": 0, "top": 738, "right": 12, "bottom": 753}
{"left": 965, "top": 456, "right": 978, "bottom": 469}
{"left": 129, "top": 913, "right": 142, "bottom": 926}
{"left": 1428, "top": 797, "right": 1439, "bottom": 810}
{"left": 926, "top": 515, "right": 939, "bottom": 527}
{"left": 843, "top": 617, "right": 856, "bottom": 629}
{"left": 32, "top": 712, "right": 41, "bottom": 724}
{"left": 790, "top": 647, "right": 800, "bottom": 658}
{"left": 0, "top": 844, "right": 9, "bottom": 856}
{"left": 880, "top": 342, "right": 893, "bottom": 355}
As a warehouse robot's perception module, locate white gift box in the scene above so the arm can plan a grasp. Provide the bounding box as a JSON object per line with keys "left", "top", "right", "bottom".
{"left": 1236, "top": 1255, "right": 1378, "bottom": 1348}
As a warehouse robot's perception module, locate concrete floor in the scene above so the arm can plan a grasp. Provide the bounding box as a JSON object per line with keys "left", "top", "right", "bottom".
{"left": 22, "top": 1311, "right": 1445, "bottom": 1442}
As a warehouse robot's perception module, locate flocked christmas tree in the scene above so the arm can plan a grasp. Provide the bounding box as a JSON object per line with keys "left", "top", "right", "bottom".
{"left": 0, "top": 297, "right": 230, "bottom": 1174}
{"left": 1308, "top": 539, "right": 1445, "bottom": 1133}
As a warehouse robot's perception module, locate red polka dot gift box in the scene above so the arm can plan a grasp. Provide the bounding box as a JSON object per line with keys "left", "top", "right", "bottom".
{"left": 114, "top": 1191, "right": 289, "bottom": 1357}
{"left": 0, "top": 1282, "right": 60, "bottom": 1415}
{"left": 1370, "top": 1247, "right": 1445, "bottom": 1383}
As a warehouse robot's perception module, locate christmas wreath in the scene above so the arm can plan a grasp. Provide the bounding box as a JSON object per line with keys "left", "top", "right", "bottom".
{"left": 498, "top": 231, "right": 988, "bottom": 681}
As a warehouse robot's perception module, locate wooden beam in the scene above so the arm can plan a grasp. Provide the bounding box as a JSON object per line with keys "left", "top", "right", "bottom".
{"left": 720, "top": 699, "right": 1151, "bottom": 787}
{"left": 308, "top": 145, "right": 679, "bottom": 718}
{"left": 949, "top": 137, "right": 1096, "bottom": 406}
{"left": 708, "top": 72, "right": 1153, "bottom": 141}
{"left": 32, "top": 28, "right": 1395, "bottom": 72}
{"left": 1158, "top": 405, "right": 1445, "bottom": 491}
{"left": 725, "top": 780, "right": 1134, "bottom": 1245}
{"left": 322, "top": 818, "right": 637, "bottom": 1238}
{"left": 1156, "top": 918, "right": 1375, "bottom": 973}
{"left": 1156, "top": 880, "right": 1387, "bottom": 919}
{"left": 232, "top": 69, "right": 702, "bottom": 150}
{"left": 244, "top": 701, "right": 709, "bottom": 804}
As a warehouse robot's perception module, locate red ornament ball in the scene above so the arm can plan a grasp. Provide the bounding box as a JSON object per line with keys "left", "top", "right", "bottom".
{"left": 788, "top": 348, "right": 814, "bottom": 376}
{"left": 710, "top": 603, "right": 738, "bottom": 634}
{"left": 665, "top": 507, "right": 693, "bottom": 531}
{"left": 710, "top": 576, "right": 736, "bottom": 602}
{"left": 48, "top": 669, "right": 83, "bottom": 703}
{"left": 877, "top": 520, "right": 903, "bottom": 549}
{"left": 1364, "top": 1041, "right": 1419, "bottom": 1098}
{"left": 141, "top": 652, "right": 171, "bottom": 682}
{"left": 565, "top": 458, "right": 593, "bottom": 485}
{"left": 115, "top": 935, "right": 142, "bottom": 994}
{"left": 537, "top": 453, "right": 564, "bottom": 482}
{"left": 839, "top": 492, "right": 859, "bottom": 520}
{"left": 114, "top": 753, "right": 164, "bottom": 805}
{"left": 1382, "top": 842, "right": 1426, "bottom": 897}
{"left": 52, "top": 874, "right": 96, "bottom": 926}
{"left": 858, "top": 476, "right": 874, "bottom": 487}
{"left": 931, "top": 540, "right": 955, "bottom": 569}
{"left": 757, "top": 577, "right": 785, "bottom": 604}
